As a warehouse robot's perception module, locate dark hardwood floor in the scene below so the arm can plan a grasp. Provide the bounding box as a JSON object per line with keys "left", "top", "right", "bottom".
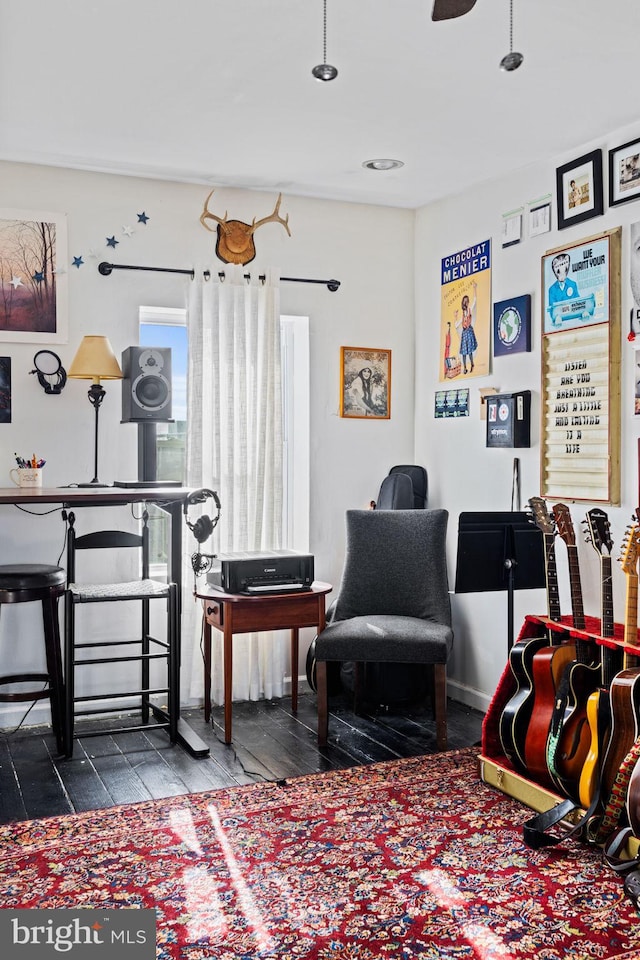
{"left": 0, "top": 694, "right": 484, "bottom": 825}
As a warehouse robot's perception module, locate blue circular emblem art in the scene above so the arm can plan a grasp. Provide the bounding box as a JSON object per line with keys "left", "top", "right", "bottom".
{"left": 493, "top": 294, "right": 531, "bottom": 356}
{"left": 498, "top": 306, "right": 522, "bottom": 349}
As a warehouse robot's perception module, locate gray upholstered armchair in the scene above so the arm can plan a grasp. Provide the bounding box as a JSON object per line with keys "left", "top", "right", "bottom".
{"left": 314, "top": 508, "right": 453, "bottom": 750}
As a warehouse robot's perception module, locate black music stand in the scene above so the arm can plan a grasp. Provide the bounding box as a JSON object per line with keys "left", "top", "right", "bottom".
{"left": 455, "top": 511, "right": 546, "bottom": 653}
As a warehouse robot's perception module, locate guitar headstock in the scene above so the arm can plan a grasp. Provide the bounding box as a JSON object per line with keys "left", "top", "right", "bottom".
{"left": 619, "top": 521, "right": 640, "bottom": 576}
{"left": 553, "top": 502, "right": 575, "bottom": 547}
{"left": 528, "top": 496, "right": 555, "bottom": 536}
{"left": 584, "top": 507, "right": 613, "bottom": 557}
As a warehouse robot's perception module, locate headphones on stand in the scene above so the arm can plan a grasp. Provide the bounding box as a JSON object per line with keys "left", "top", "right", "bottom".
{"left": 183, "top": 488, "right": 222, "bottom": 580}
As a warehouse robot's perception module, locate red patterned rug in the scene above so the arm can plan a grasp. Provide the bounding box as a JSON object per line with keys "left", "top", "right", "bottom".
{"left": 1, "top": 747, "right": 639, "bottom": 959}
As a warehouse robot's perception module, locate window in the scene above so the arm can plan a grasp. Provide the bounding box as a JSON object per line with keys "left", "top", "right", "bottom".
{"left": 139, "top": 306, "right": 188, "bottom": 484}
{"left": 139, "top": 308, "right": 309, "bottom": 561}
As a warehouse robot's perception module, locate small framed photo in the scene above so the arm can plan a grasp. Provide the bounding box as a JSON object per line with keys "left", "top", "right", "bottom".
{"left": 340, "top": 346, "right": 391, "bottom": 419}
{"left": 555, "top": 149, "right": 604, "bottom": 230}
{"left": 609, "top": 138, "right": 640, "bottom": 207}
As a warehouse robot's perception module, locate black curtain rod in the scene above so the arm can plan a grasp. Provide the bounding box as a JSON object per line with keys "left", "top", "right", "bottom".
{"left": 98, "top": 261, "right": 340, "bottom": 292}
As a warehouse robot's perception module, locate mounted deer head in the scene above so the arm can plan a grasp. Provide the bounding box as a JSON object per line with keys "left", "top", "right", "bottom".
{"left": 199, "top": 191, "right": 291, "bottom": 266}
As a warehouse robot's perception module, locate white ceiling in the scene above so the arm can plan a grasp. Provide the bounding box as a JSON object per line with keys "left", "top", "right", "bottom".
{"left": 1, "top": 0, "right": 638, "bottom": 209}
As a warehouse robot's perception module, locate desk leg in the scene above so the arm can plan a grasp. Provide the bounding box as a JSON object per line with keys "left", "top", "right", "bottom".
{"left": 291, "top": 627, "right": 299, "bottom": 713}
{"left": 151, "top": 499, "right": 210, "bottom": 759}
{"left": 223, "top": 619, "right": 233, "bottom": 744}
{"left": 203, "top": 614, "right": 212, "bottom": 723}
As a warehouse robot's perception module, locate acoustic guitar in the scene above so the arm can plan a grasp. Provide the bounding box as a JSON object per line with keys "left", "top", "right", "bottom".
{"left": 598, "top": 521, "right": 640, "bottom": 807}
{"left": 498, "top": 497, "right": 557, "bottom": 770}
{"left": 577, "top": 508, "right": 623, "bottom": 809}
{"left": 523, "top": 497, "right": 576, "bottom": 789}
{"left": 546, "top": 503, "right": 600, "bottom": 799}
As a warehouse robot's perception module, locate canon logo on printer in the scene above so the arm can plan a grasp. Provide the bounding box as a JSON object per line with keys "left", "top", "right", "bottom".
{"left": 263, "top": 567, "right": 277, "bottom": 573}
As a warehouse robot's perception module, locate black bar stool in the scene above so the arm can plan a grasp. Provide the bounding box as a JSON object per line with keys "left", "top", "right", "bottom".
{"left": 0, "top": 564, "right": 66, "bottom": 753}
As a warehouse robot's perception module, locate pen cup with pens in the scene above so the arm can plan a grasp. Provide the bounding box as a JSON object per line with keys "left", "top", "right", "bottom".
{"left": 10, "top": 454, "right": 46, "bottom": 488}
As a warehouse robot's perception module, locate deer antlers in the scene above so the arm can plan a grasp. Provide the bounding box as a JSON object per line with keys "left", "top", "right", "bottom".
{"left": 199, "top": 190, "right": 291, "bottom": 265}
{"left": 200, "top": 190, "right": 231, "bottom": 235}
{"left": 249, "top": 194, "right": 291, "bottom": 237}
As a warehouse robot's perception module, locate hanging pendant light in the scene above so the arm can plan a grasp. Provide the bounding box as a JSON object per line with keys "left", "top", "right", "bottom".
{"left": 499, "top": 0, "right": 523, "bottom": 72}
{"left": 312, "top": 0, "right": 338, "bottom": 81}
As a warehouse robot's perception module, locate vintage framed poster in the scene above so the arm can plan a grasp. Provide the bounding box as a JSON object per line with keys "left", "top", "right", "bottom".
{"left": 439, "top": 239, "right": 491, "bottom": 382}
{"left": 540, "top": 228, "right": 621, "bottom": 504}
{"left": 340, "top": 346, "right": 391, "bottom": 419}
{"left": 0, "top": 209, "right": 68, "bottom": 343}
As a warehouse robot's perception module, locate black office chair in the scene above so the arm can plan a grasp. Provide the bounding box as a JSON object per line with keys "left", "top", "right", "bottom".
{"left": 387, "top": 465, "right": 428, "bottom": 509}
{"left": 371, "top": 465, "right": 428, "bottom": 510}
{"left": 314, "top": 509, "right": 453, "bottom": 750}
{"left": 63, "top": 510, "right": 179, "bottom": 757}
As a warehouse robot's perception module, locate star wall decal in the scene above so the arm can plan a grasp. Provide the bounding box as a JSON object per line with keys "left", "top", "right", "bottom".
{"left": 32, "top": 271, "right": 44, "bottom": 283}
{"left": 72, "top": 209, "right": 151, "bottom": 275}
{"left": 9, "top": 276, "right": 23, "bottom": 289}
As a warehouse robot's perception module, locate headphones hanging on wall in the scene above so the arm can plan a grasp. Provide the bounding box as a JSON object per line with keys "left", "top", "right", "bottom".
{"left": 30, "top": 350, "right": 67, "bottom": 395}
{"left": 183, "top": 488, "right": 222, "bottom": 579}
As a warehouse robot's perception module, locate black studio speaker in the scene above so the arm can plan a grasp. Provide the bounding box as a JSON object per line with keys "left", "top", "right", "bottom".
{"left": 121, "top": 346, "right": 172, "bottom": 422}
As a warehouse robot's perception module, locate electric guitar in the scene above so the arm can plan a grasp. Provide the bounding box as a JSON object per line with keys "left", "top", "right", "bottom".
{"left": 577, "top": 508, "right": 623, "bottom": 809}
{"left": 598, "top": 521, "right": 640, "bottom": 807}
{"left": 546, "top": 503, "right": 600, "bottom": 799}
{"left": 523, "top": 497, "right": 576, "bottom": 789}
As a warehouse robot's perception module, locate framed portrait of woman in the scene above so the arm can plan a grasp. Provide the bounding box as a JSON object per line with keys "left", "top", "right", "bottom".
{"left": 340, "top": 346, "right": 391, "bottom": 419}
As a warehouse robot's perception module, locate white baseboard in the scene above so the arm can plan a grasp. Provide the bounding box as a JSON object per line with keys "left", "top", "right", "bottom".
{"left": 446, "top": 679, "right": 490, "bottom": 714}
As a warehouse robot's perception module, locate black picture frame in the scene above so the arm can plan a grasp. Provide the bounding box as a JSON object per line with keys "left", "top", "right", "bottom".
{"left": 608, "top": 137, "right": 640, "bottom": 207}
{"left": 555, "top": 149, "right": 604, "bottom": 230}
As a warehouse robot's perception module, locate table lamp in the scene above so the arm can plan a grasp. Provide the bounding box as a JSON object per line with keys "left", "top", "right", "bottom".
{"left": 68, "top": 335, "right": 123, "bottom": 487}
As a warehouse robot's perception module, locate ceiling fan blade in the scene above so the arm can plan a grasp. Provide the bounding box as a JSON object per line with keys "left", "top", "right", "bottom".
{"left": 431, "top": 0, "right": 478, "bottom": 21}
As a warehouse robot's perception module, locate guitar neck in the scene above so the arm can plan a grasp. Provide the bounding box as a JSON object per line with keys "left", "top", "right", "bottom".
{"left": 600, "top": 555, "right": 621, "bottom": 686}
{"left": 624, "top": 567, "right": 640, "bottom": 670}
{"left": 566, "top": 543, "right": 586, "bottom": 631}
{"left": 601, "top": 556, "right": 614, "bottom": 639}
{"left": 544, "top": 532, "right": 561, "bottom": 624}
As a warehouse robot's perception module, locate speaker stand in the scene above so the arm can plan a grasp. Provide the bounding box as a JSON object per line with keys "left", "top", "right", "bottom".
{"left": 138, "top": 422, "right": 158, "bottom": 481}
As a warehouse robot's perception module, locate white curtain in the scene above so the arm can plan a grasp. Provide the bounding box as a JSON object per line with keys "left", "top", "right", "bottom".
{"left": 182, "top": 266, "right": 285, "bottom": 705}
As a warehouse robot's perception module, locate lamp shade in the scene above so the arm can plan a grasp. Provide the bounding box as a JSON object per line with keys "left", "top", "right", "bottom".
{"left": 68, "top": 336, "right": 123, "bottom": 383}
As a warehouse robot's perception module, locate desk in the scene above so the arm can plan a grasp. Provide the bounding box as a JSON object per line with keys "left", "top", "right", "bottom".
{"left": 0, "top": 485, "right": 210, "bottom": 759}
{"left": 197, "top": 581, "right": 332, "bottom": 744}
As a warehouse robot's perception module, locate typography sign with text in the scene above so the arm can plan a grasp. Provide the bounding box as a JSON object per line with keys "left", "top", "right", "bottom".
{"left": 540, "top": 228, "right": 621, "bottom": 504}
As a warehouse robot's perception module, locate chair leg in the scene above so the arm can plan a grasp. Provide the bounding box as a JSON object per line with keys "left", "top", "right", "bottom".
{"left": 353, "top": 661, "right": 364, "bottom": 715}
{"left": 433, "top": 662, "right": 447, "bottom": 751}
{"left": 317, "top": 660, "right": 329, "bottom": 746}
{"left": 168, "top": 584, "right": 179, "bottom": 744}
{"left": 63, "top": 592, "right": 75, "bottom": 759}
{"left": 41, "top": 592, "right": 65, "bottom": 755}
{"left": 142, "top": 597, "right": 150, "bottom": 724}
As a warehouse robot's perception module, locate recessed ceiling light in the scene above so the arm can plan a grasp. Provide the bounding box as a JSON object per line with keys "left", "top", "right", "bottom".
{"left": 362, "top": 159, "right": 404, "bottom": 171}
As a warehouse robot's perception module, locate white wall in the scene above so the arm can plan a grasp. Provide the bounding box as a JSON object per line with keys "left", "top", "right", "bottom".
{"left": 0, "top": 161, "right": 415, "bottom": 724}
{"left": 415, "top": 120, "right": 640, "bottom": 712}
